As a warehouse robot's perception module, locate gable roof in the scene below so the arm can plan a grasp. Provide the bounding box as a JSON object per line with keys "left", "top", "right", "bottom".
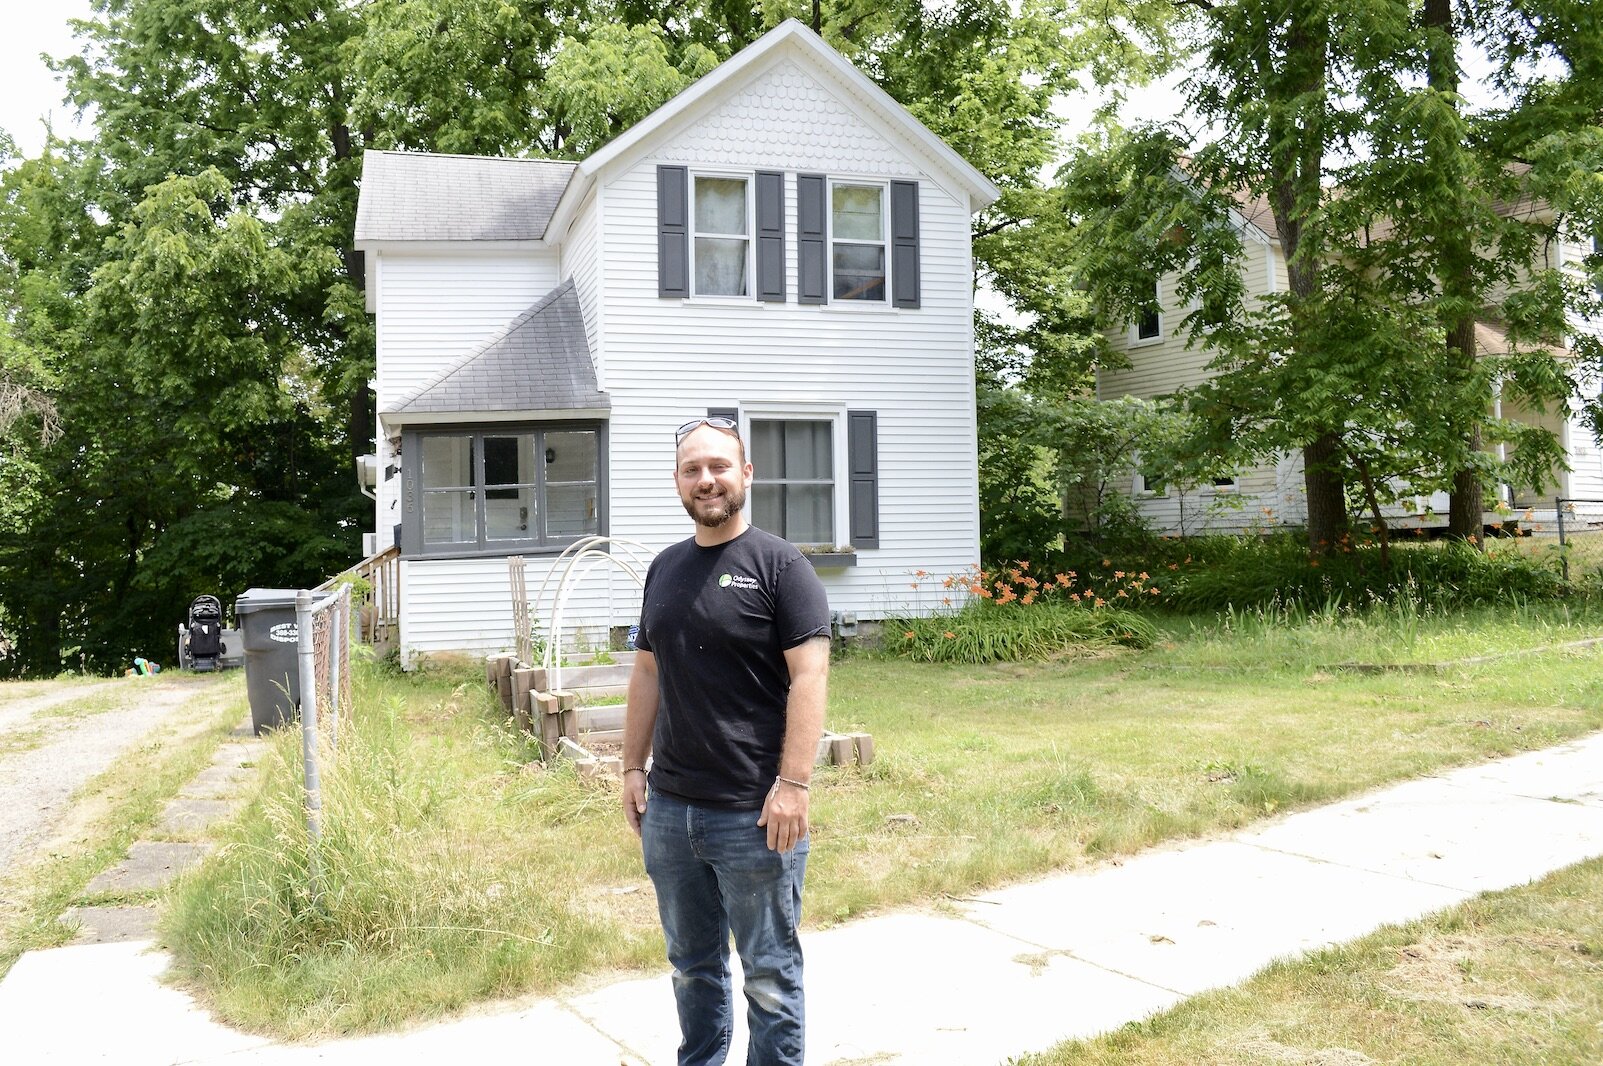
{"left": 584, "top": 21, "right": 996, "bottom": 205}
{"left": 355, "top": 151, "right": 577, "bottom": 245}
{"left": 544, "top": 19, "right": 1000, "bottom": 239}
{"left": 388, "top": 280, "right": 607, "bottom": 417}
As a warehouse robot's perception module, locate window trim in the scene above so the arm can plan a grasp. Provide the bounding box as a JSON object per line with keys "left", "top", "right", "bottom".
{"left": 827, "top": 178, "right": 890, "bottom": 307}
{"left": 1131, "top": 277, "right": 1163, "bottom": 345}
{"left": 689, "top": 170, "right": 754, "bottom": 301}
{"left": 741, "top": 403, "right": 851, "bottom": 548}
{"left": 1134, "top": 470, "right": 1168, "bottom": 498}
{"left": 400, "top": 421, "right": 608, "bottom": 559}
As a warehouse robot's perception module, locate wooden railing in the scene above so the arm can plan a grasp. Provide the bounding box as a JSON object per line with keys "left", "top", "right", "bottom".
{"left": 317, "top": 544, "right": 400, "bottom": 654}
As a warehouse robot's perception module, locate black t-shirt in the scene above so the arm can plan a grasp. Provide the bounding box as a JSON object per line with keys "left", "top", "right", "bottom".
{"left": 635, "top": 526, "right": 831, "bottom": 808}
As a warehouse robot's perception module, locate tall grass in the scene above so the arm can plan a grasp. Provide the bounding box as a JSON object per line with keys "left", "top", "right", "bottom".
{"left": 162, "top": 664, "right": 658, "bottom": 1035}
{"left": 884, "top": 601, "right": 1158, "bottom": 663}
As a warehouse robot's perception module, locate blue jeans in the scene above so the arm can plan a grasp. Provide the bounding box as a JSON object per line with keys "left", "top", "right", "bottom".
{"left": 642, "top": 791, "right": 808, "bottom": 1066}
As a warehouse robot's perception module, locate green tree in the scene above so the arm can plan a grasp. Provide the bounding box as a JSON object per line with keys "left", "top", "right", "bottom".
{"left": 0, "top": 0, "right": 1187, "bottom": 671}
{"left": 1055, "top": 0, "right": 1601, "bottom": 555}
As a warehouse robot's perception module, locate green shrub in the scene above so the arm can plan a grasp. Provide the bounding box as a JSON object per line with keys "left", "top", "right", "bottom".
{"left": 1043, "top": 532, "right": 1577, "bottom": 613}
{"left": 882, "top": 600, "right": 1157, "bottom": 663}
{"left": 1161, "top": 536, "right": 1568, "bottom": 612}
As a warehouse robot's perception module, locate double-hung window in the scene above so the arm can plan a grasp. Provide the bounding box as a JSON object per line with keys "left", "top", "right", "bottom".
{"left": 406, "top": 424, "right": 604, "bottom": 555}
{"left": 831, "top": 182, "right": 886, "bottom": 302}
{"left": 693, "top": 175, "right": 750, "bottom": 297}
{"left": 751, "top": 418, "right": 837, "bottom": 545}
{"left": 1134, "top": 278, "right": 1162, "bottom": 342}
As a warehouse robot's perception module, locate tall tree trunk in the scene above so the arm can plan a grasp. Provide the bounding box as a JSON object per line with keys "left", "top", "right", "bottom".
{"left": 1263, "top": 0, "right": 1345, "bottom": 551}
{"left": 1305, "top": 431, "right": 1348, "bottom": 550}
{"left": 1424, "top": 0, "right": 1484, "bottom": 543}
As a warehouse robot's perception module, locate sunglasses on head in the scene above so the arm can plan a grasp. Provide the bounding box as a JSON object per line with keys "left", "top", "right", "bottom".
{"left": 675, "top": 416, "right": 740, "bottom": 442}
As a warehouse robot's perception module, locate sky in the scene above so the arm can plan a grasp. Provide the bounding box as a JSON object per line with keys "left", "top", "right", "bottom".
{"left": 1, "top": 2, "right": 95, "bottom": 158}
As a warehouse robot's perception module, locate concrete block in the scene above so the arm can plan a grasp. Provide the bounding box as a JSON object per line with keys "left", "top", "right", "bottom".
{"left": 65, "top": 905, "right": 158, "bottom": 945}
{"left": 155, "top": 798, "right": 239, "bottom": 835}
{"left": 85, "top": 842, "right": 214, "bottom": 896}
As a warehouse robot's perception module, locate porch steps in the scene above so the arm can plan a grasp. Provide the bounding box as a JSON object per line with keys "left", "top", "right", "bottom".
{"left": 483, "top": 650, "right": 874, "bottom": 780}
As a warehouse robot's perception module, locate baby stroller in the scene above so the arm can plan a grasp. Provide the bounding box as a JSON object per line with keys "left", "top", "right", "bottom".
{"left": 181, "top": 594, "right": 225, "bottom": 672}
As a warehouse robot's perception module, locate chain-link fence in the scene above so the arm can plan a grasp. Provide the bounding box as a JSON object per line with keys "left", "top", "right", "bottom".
{"left": 297, "top": 583, "right": 352, "bottom": 890}
{"left": 1504, "top": 498, "right": 1603, "bottom": 581}
{"left": 309, "top": 587, "right": 353, "bottom": 741}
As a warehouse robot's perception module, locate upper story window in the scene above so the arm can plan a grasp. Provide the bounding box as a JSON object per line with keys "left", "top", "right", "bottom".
{"left": 831, "top": 182, "right": 886, "bottom": 302}
{"left": 693, "top": 175, "right": 750, "bottom": 297}
{"left": 405, "top": 424, "right": 604, "bottom": 557}
{"left": 1134, "top": 278, "right": 1162, "bottom": 342}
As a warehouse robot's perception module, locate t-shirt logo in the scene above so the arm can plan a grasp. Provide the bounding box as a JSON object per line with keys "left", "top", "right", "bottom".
{"left": 718, "top": 573, "right": 733, "bottom": 587}
{"left": 719, "top": 572, "right": 760, "bottom": 591}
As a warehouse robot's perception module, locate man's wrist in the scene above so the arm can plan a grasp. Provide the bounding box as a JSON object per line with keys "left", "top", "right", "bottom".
{"left": 624, "top": 766, "right": 647, "bottom": 777}
{"left": 774, "top": 774, "right": 810, "bottom": 792}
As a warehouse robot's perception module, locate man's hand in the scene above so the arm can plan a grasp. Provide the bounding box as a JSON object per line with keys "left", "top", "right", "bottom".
{"left": 622, "top": 769, "right": 648, "bottom": 836}
{"left": 757, "top": 779, "right": 809, "bottom": 852}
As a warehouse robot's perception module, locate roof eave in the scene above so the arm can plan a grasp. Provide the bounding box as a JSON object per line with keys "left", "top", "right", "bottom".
{"left": 380, "top": 407, "right": 612, "bottom": 427}
{"left": 354, "top": 238, "right": 557, "bottom": 254}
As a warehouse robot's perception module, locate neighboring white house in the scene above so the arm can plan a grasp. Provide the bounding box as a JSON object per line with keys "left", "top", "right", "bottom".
{"left": 353, "top": 19, "right": 999, "bottom": 663}
{"left": 1097, "top": 183, "right": 1603, "bottom": 536}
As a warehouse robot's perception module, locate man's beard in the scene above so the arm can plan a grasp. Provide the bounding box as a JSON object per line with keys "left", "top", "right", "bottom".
{"left": 683, "top": 484, "right": 746, "bottom": 528}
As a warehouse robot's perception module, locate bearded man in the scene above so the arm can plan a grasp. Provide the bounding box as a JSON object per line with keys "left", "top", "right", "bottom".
{"left": 622, "top": 415, "right": 831, "bottom": 1066}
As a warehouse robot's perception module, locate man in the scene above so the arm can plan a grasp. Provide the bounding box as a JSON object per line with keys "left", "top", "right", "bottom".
{"left": 622, "top": 415, "right": 831, "bottom": 1066}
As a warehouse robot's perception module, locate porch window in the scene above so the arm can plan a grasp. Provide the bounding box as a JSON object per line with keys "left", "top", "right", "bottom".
{"left": 405, "top": 424, "right": 604, "bottom": 556}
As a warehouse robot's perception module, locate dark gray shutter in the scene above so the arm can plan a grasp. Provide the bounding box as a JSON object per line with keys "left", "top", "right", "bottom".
{"left": 797, "top": 173, "right": 828, "bottom": 304}
{"left": 755, "top": 171, "right": 786, "bottom": 302}
{"left": 707, "top": 407, "right": 738, "bottom": 422}
{"left": 658, "top": 166, "right": 689, "bottom": 298}
{"left": 891, "top": 180, "right": 920, "bottom": 309}
{"left": 847, "top": 410, "right": 879, "bottom": 549}
{"left": 399, "top": 429, "right": 421, "bottom": 556}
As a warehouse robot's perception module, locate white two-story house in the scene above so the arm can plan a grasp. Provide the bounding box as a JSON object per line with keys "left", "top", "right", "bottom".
{"left": 354, "top": 19, "right": 999, "bottom": 662}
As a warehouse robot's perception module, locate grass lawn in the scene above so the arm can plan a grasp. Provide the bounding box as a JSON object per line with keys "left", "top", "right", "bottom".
{"left": 1017, "top": 856, "right": 1603, "bottom": 1065}
{"left": 164, "top": 606, "right": 1603, "bottom": 1037}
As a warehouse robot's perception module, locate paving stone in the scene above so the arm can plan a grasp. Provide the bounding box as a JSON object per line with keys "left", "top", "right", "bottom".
{"left": 178, "top": 763, "right": 255, "bottom": 800}
{"left": 211, "top": 740, "right": 261, "bottom": 766}
{"left": 84, "top": 841, "right": 214, "bottom": 895}
{"left": 155, "top": 797, "right": 240, "bottom": 835}
{"left": 65, "top": 905, "right": 158, "bottom": 945}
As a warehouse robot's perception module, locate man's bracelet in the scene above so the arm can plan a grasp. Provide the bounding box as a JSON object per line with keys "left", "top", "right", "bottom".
{"left": 624, "top": 766, "right": 647, "bottom": 776}
{"left": 775, "top": 775, "right": 810, "bottom": 791}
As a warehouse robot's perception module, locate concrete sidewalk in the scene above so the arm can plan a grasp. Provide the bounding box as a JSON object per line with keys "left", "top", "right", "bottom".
{"left": 4, "top": 732, "right": 1601, "bottom": 1065}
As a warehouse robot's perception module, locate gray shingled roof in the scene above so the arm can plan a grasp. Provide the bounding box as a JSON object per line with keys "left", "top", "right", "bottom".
{"left": 355, "top": 150, "right": 577, "bottom": 243}
{"left": 389, "top": 280, "right": 608, "bottom": 415}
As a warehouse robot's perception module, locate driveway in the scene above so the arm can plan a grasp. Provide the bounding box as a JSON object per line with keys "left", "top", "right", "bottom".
{"left": 0, "top": 676, "right": 223, "bottom": 874}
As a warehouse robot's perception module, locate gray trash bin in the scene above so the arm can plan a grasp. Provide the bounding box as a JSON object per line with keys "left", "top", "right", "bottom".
{"left": 236, "top": 588, "right": 313, "bottom": 735}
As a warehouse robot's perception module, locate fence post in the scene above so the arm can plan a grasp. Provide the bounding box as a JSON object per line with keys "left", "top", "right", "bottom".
{"left": 327, "top": 588, "right": 341, "bottom": 751}
{"left": 296, "top": 589, "right": 324, "bottom": 892}
{"left": 1556, "top": 497, "right": 1569, "bottom": 583}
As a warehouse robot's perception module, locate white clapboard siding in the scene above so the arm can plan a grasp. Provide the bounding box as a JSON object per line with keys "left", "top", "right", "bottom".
{"left": 1098, "top": 241, "right": 1295, "bottom": 534}
{"left": 561, "top": 188, "right": 603, "bottom": 381}
{"left": 593, "top": 57, "right": 980, "bottom": 620}
{"left": 371, "top": 251, "right": 563, "bottom": 539}
{"left": 400, "top": 555, "right": 635, "bottom": 666}
{"left": 374, "top": 251, "right": 562, "bottom": 409}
